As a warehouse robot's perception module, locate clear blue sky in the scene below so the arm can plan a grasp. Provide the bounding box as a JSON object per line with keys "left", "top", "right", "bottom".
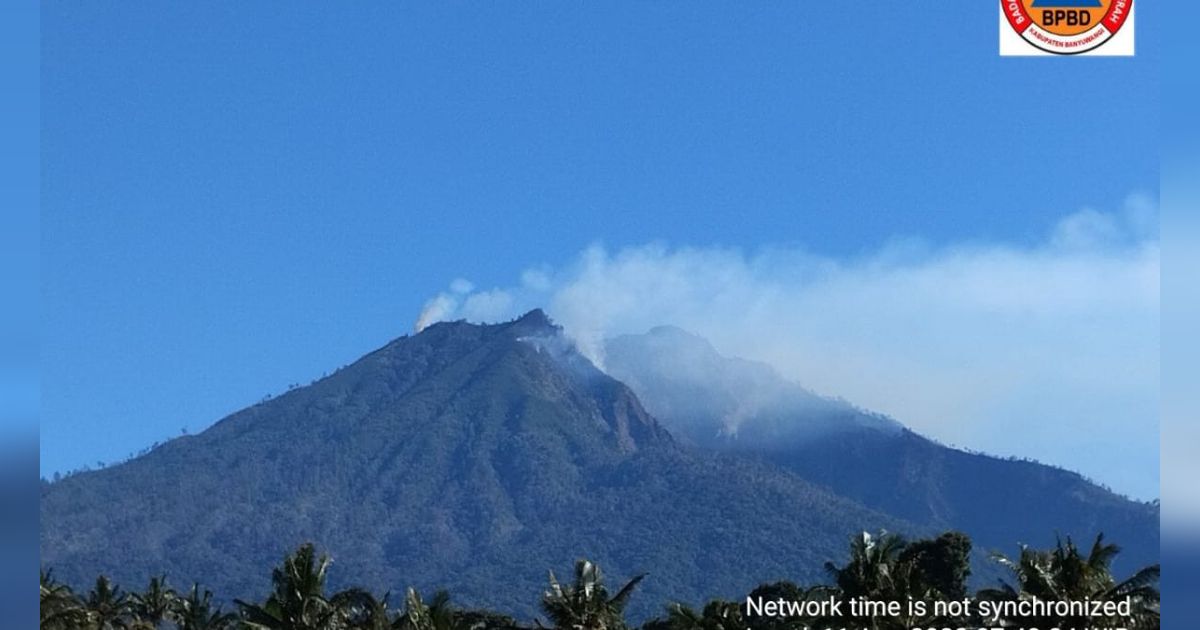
{"left": 42, "top": 3, "right": 1159, "bottom": 491}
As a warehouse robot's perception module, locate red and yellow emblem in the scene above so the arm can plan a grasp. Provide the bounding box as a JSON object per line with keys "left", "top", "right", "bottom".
{"left": 1001, "top": 0, "right": 1132, "bottom": 54}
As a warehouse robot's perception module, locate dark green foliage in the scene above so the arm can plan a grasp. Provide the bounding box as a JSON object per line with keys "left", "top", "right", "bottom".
{"left": 84, "top": 576, "right": 133, "bottom": 630}
{"left": 823, "top": 531, "right": 908, "bottom": 600}
{"left": 235, "top": 543, "right": 341, "bottom": 629}
{"left": 129, "top": 575, "right": 174, "bottom": 626}
{"left": 978, "top": 533, "right": 1160, "bottom": 629}
{"left": 540, "top": 560, "right": 645, "bottom": 630}
{"left": 898, "top": 531, "right": 971, "bottom": 600}
{"left": 41, "top": 533, "right": 1160, "bottom": 630}
{"left": 656, "top": 600, "right": 744, "bottom": 630}
{"left": 174, "top": 584, "right": 238, "bottom": 630}
{"left": 40, "top": 570, "right": 92, "bottom": 630}
{"left": 741, "top": 582, "right": 828, "bottom": 630}
{"left": 397, "top": 588, "right": 521, "bottom": 630}
{"left": 819, "top": 531, "right": 967, "bottom": 629}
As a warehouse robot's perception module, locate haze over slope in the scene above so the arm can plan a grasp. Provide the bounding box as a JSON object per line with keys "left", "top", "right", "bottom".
{"left": 604, "top": 326, "right": 1160, "bottom": 576}
{"left": 41, "top": 311, "right": 909, "bottom": 619}
{"left": 606, "top": 325, "right": 899, "bottom": 448}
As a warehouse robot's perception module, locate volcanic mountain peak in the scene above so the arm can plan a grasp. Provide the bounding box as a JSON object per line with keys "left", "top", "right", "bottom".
{"left": 419, "top": 308, "right": 558, "bottom": 338}
{"left": 40, "top": 310, "right": 1157, "bottom": 618}
{"left": 41, "top": 310, "right": 908, "bottom": 618}
{"left": 508, "top": 307, "right": 557, "bottom": 334}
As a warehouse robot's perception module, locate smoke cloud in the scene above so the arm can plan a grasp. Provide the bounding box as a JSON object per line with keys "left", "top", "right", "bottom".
{"left": 414, "top": 278, "right": 476, "bottom": 332}
{"left": 417, "top": 196, "right": 1159, "bottom": 498}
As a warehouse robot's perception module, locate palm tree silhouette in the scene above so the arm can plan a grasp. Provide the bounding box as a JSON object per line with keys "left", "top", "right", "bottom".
{"left": 173, "top": 584, "right": 238, "bottom": 630}
{"left": 40, "top": 570, "right": 91, "bottom": 630}
{"left": 979, "top": 533, "right": 1160, "bottom": 629}
{"left": 540, "top": 559, "right": 646, "bottom": 630}
{"left": 236, "top": 543, "right": 342, "bottom": 630}
{"left": 85, "top": 575, "right": 134, "bottom": 630}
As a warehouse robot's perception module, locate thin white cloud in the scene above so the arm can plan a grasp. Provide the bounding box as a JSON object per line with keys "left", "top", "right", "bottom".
{"left": 418, "top": 196, "right": 1160, "bottom": 498}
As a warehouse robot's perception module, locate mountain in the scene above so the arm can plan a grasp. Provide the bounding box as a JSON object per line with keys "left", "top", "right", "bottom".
{"left": 41, "top": 310, "right": 913, "bottom": 620}
{"left": 604, "top": 326, "right": 1160, "bottom": 580}
{"left": 604, "top": 325, "right": 900, "bottom": 450}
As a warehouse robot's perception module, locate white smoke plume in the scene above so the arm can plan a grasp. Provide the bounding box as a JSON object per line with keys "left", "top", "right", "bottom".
{"left": 413, "top": 278, "right": 475, "bottom": 332}
{"left": 415, "top": 196, "right": 1159, "bottom": 498}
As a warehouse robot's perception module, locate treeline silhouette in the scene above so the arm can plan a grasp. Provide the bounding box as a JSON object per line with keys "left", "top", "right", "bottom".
{"left": 40, "top": 530, "right": 1159, "bottom": 630}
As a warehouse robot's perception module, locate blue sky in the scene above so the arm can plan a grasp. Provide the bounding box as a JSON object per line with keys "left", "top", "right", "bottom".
{"left": 42, "top": 3, "right": 1160, "bottom": 497}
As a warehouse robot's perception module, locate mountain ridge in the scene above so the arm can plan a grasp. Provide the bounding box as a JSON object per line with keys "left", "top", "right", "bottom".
{"left": 603, "top": 324, "right": 1159, "bottom": 578}
{"left": 41, "top": 311, "right": 917, "bottom": 620}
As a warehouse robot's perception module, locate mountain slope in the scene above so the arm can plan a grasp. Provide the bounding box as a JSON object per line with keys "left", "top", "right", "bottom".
{"left": 604, "top": 326, "right": 1160, "bottom": 579}
{"left": 41, "top": 311, "right": 912, "bottom": 619}
{"left": 605, "top": 325, "right": 900, "bottom": 449}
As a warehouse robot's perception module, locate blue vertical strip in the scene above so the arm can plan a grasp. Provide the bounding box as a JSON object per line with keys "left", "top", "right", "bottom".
{"left": 0, "top": 0, "right": 39, "bottom": 626}
{"left": 1162, "top": 0, "right": 1200, "bottom": 625}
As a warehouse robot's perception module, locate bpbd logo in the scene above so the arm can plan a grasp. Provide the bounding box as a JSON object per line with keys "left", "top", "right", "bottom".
{"left": 1001, "top": 0, "right": 1133, "bottom": 55}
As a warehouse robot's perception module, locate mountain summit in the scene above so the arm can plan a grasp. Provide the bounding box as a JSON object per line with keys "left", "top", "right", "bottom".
{"left": 41, "top": 312, "right": 907, "bottom": 619}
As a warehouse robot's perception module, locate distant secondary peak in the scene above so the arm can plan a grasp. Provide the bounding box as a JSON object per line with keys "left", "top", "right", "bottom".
{"left": 647, "top": 325, "right": 703, "bottom": 340}
{"left": 639, "top": 325, "right": 720, "bottom": 355}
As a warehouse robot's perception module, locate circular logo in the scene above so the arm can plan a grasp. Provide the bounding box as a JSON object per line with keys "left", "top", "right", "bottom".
{"left": 1001, "top": 0, "right": 1132, "bottom": 55}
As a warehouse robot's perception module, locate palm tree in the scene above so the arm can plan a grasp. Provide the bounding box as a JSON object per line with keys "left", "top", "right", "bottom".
{"left": 85, "top": 575, "right": 135, "bottom": 630}
{"left": 897, "top": 531, "right": 971, "bottom": 601}
{"left": 981, "top": 533, "right": 1160, "bottom": 629}
{"left": 329, "top": 587, "right": 393, "bottom": 630}
{"left": 172, "top": 584, "right": 238, "bottom": 630}
{"left": 822, "top": 531, "right": 931, "bottom": 630}
{"left": 540, "top": 559, "right": 646, "bottom": 630}
{"left": 130, "top": 574, "right": 176, "bottom": 627}
{"left": 660, "top": 600, "right": 743, "bottom": 630}
{"left": 41, "top": 570, "right": 91, "bottom": 630}
{"left": 398, "top": 588, "right": 455, "bottom": 630}
{"left": 824, "top": 531, "right": 907, "bottom": 600}
{"left": 742, "top": 582, "right": 833, "bottom": 630}
{"left": 398, "top": 587, "right": 520, "bottom": 630}
{"left": 236, "top": 543, "right": 342, "bottom": 630}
